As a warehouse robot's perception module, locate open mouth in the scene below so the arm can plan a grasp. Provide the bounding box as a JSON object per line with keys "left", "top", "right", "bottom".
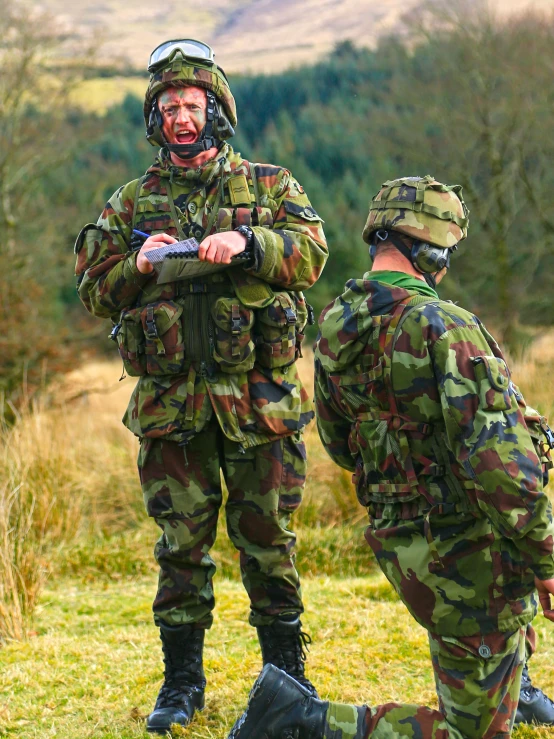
{"left": 175, "top": 131, "right": 197, "bottom": 144}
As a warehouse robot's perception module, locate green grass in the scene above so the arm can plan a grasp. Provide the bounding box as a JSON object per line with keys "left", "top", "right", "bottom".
{"left": 2, "top": 574, "right": 554, "bottom": 738}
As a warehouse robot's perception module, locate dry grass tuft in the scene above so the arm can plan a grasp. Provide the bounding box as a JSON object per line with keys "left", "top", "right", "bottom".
{"left": 0, "top": 340, "right": 553, "bottom": 643}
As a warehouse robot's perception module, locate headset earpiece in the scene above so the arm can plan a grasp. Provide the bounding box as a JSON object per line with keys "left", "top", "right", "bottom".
{"left": 411, "top": 242, "right": 452, "bottom": 274}
{"left": 146, "top": 101, "right": 165, "bottom": 147}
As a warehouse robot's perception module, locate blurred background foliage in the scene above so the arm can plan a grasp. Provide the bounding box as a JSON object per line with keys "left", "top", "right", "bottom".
{"left": 2, "top": 1, "right": 554, "bottom": 411}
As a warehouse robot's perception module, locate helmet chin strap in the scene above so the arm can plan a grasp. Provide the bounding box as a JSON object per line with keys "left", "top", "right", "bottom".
{"left": 162, "top": 91, "right": 220, "bottom": 161}
{"left": 375, "top": 230, "right": 438, "bottom": 289}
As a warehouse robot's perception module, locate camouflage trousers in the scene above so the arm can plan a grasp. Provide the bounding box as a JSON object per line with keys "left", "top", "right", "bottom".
{"left": 324, "top": 626, "right": 528, "bottom": 738}
{"left": 137, "top": 420, "right": 307, "bottom": 629}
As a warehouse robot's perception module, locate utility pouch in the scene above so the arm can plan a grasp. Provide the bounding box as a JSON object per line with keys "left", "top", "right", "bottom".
{"left": 471, "top": 356, "right": 512, "bottom": 411}
{"left": 140, "top": 300, "right": 186, "bottom": 376}
{"left": 211, "top": 296, "right": 255, "bottom": 373}
{"left": 117, "top": 307, "right": 147, "bottom": 376}
{"left": 255, "top": 291, "right": 304, "bottom": 368}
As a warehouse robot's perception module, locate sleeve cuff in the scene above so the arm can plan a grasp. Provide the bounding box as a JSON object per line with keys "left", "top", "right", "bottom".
{"left": 247, "top": 226, "right": 278, "bottom": 280}
{"left": 123, "top": 252, "right": 151, "bottom": 286}
{"left": 531, "top": 556, "right": 554, "bottom": 581}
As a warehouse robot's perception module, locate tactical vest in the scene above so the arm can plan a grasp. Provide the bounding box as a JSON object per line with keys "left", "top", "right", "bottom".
{"left": 331, "top": 296, "right": 483, "bottom": 551}
{"left": 116, "top": 156, "right": 308, "bottom": 380}
{"left": 332, "top": 294, "right": 554, "bottom": 559}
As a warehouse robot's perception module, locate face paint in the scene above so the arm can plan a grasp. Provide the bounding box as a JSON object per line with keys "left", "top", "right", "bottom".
{"left": 158, "top": 86, "right": 208, "bottom": 146}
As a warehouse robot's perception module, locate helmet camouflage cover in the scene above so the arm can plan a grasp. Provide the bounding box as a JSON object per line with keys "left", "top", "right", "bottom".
{"left": 362, "top": 175, "right": 469, "bottom": 249}
{"left": 143, "top": 54, "right": 237, "bottom": 131}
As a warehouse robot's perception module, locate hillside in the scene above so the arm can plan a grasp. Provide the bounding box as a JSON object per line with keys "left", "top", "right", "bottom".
{"left": 37, "top": 0, "right": 554, "bottom": 73}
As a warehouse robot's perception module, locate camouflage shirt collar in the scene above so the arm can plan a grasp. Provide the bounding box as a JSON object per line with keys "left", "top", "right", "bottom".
{"left": 148, "top": 143, "right": 232, "bottom": 187}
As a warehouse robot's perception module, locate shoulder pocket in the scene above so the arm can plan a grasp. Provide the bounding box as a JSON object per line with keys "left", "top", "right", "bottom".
{"left": 74, "top": 223, "right": 101, "bottom": 254}
{"left": 471, "top": 356, "right": 512, "bottom": 411}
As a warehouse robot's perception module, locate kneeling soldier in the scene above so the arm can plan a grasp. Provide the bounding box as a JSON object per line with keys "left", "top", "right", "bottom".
{"left": 228, "top": 176, "right": 554, "bottom": 738}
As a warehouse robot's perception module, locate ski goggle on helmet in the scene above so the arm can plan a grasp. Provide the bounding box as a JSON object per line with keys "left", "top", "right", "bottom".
{"left": 147, "top": 39, "right": 216, "bottom": 72}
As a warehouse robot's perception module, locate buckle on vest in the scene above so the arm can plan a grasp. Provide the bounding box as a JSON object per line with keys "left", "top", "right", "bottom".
{"left": 109, "top": 323, "right": 121, "bottom": 342}
{"left": 540, "top": 419, "right": 554, "bottom": 449}
{"left": 145, "top": 306, "right": 158, "bottom": 339}
{"left": 231, "top": 304, "right": 241, "bottom": 335}
{"left": 284, "top": 307, "right": 296, "bottom": 325}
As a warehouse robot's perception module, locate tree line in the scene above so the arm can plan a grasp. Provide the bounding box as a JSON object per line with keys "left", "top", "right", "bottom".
{"left": 2, "top": 0, "right": 553, "bottom": 410}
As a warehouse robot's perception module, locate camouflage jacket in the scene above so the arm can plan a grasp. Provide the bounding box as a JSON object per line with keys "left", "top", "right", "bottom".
{"left": 75, "top": 144, "right": 328, "bottom": 447}
{"left": 314, "top": 275, "right": 554, "bottom": 636}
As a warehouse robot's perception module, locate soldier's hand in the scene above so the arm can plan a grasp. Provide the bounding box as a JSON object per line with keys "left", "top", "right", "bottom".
{"left": 136, "top": 233, "right": 178, "bottom": 274}
{"left": 535, "top": 577, "right": 554, "bottom": 622}
{"left": 198, "top": 231, "right": 247, "bottom": 264}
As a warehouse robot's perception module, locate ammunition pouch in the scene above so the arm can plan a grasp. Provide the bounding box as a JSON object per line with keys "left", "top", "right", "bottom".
{"left": 255, "top": 291, "right": 308, "bottom": 369}
{"left": 142, "top": 300, "right": 185, "bottom": 375}
{"left": 211, "top": 296, "right": 256, "bottom": 374}
{"left": 116, "top": 287, "right": 307, "bottom": 377}
{"left": 117, "top": 300, "right": 186, "bottom": 377}
{"left": 117, "top": 307, "right": 147, "bottom": 377}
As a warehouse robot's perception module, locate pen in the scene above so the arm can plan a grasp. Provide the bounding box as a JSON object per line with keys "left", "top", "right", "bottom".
{"left": 133, "top": 229, "right": 150, "bottom": 239}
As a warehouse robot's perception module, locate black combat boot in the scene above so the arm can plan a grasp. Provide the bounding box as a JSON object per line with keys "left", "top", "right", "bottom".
{"left": 515, "top": 665, "right": 554, "bottom": 725}
{"left": 257, "top": 614, "right": 319, "bottom": 696}
{"left": 147, "top": 622, "right": 206, "bottom": 735}
{"left": 228, "top": 664, "right": 328, "bottom": 739}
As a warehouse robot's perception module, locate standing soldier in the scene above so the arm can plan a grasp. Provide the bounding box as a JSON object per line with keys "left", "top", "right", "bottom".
{"left": 227, "top": 176, "right": 554, "bottom": 738}
{"left": 75, "top": 39, "right": 327, "bottom": 735}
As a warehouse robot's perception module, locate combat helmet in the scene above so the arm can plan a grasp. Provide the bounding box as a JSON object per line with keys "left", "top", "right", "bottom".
{"left": 362, "top": 175, "right": 469, "bottom": 286}
{"left": 144, "top": 39, "right": 237, "bottom": 160}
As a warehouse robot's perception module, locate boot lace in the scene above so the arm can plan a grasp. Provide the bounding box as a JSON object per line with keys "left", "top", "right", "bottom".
{"left": 157, "top": 642, "right": 204, "bottom": 708}
{"left": 269, "top": 628, "right": 313, "bottom": 689}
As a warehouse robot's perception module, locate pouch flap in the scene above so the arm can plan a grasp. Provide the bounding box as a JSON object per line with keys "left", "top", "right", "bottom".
{"left": 142, "top": 301, "right": 183, "bottom": 337}
{"left": 472, "top": 355, "right": 510, "bottom": 391}
{"left": 258, "top": 292, "right": 296, "bottom": 327}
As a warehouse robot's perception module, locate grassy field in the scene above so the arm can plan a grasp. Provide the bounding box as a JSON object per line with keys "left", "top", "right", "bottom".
{"left": 2, "top": 576, "right": 554, "bottom": 738}
{"left": 1, "top": 345, "right": 554, "bottom": 737}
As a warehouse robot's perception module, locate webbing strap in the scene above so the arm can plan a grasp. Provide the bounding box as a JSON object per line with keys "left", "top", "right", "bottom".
{"left": 249, "top": 161, "right": 261, "bottom": 206}
{"left": 165, "top": 178, "right": 186, "bottom": 240}
{"left": 185, "top": 365, "right": 196, "bottom": 421}
{"left": 202, "top": 175, "right": 225, "bottom": 239}
{"left": 370, "top": 197, "right": 468, "bottom": 228}
{"left": 378, "top": 296, "right": 439, "bottom": 506}
{"left": 131, "top": 175, "right": 148, "bottom": 230}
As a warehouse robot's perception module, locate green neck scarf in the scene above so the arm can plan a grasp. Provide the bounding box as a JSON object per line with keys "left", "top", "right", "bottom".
{"left": 366, "top": 270, "right": 439, "bottom": 299}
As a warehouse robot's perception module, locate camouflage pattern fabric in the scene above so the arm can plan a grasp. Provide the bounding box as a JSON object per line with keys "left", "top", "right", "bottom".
{"left": 138, "top": 418, "right": 306, "bottom": 627}
{"left": 75, "top": 143, "right": 327, "bottom": 448}
{"left": 323, "top": 626, "right": 526, "bottom": 738}
{"left": 314, "top": 275, "right": 554, "bottom": 637}
{"left": 362, "top": 176, "right": 469, "bottom": 249}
